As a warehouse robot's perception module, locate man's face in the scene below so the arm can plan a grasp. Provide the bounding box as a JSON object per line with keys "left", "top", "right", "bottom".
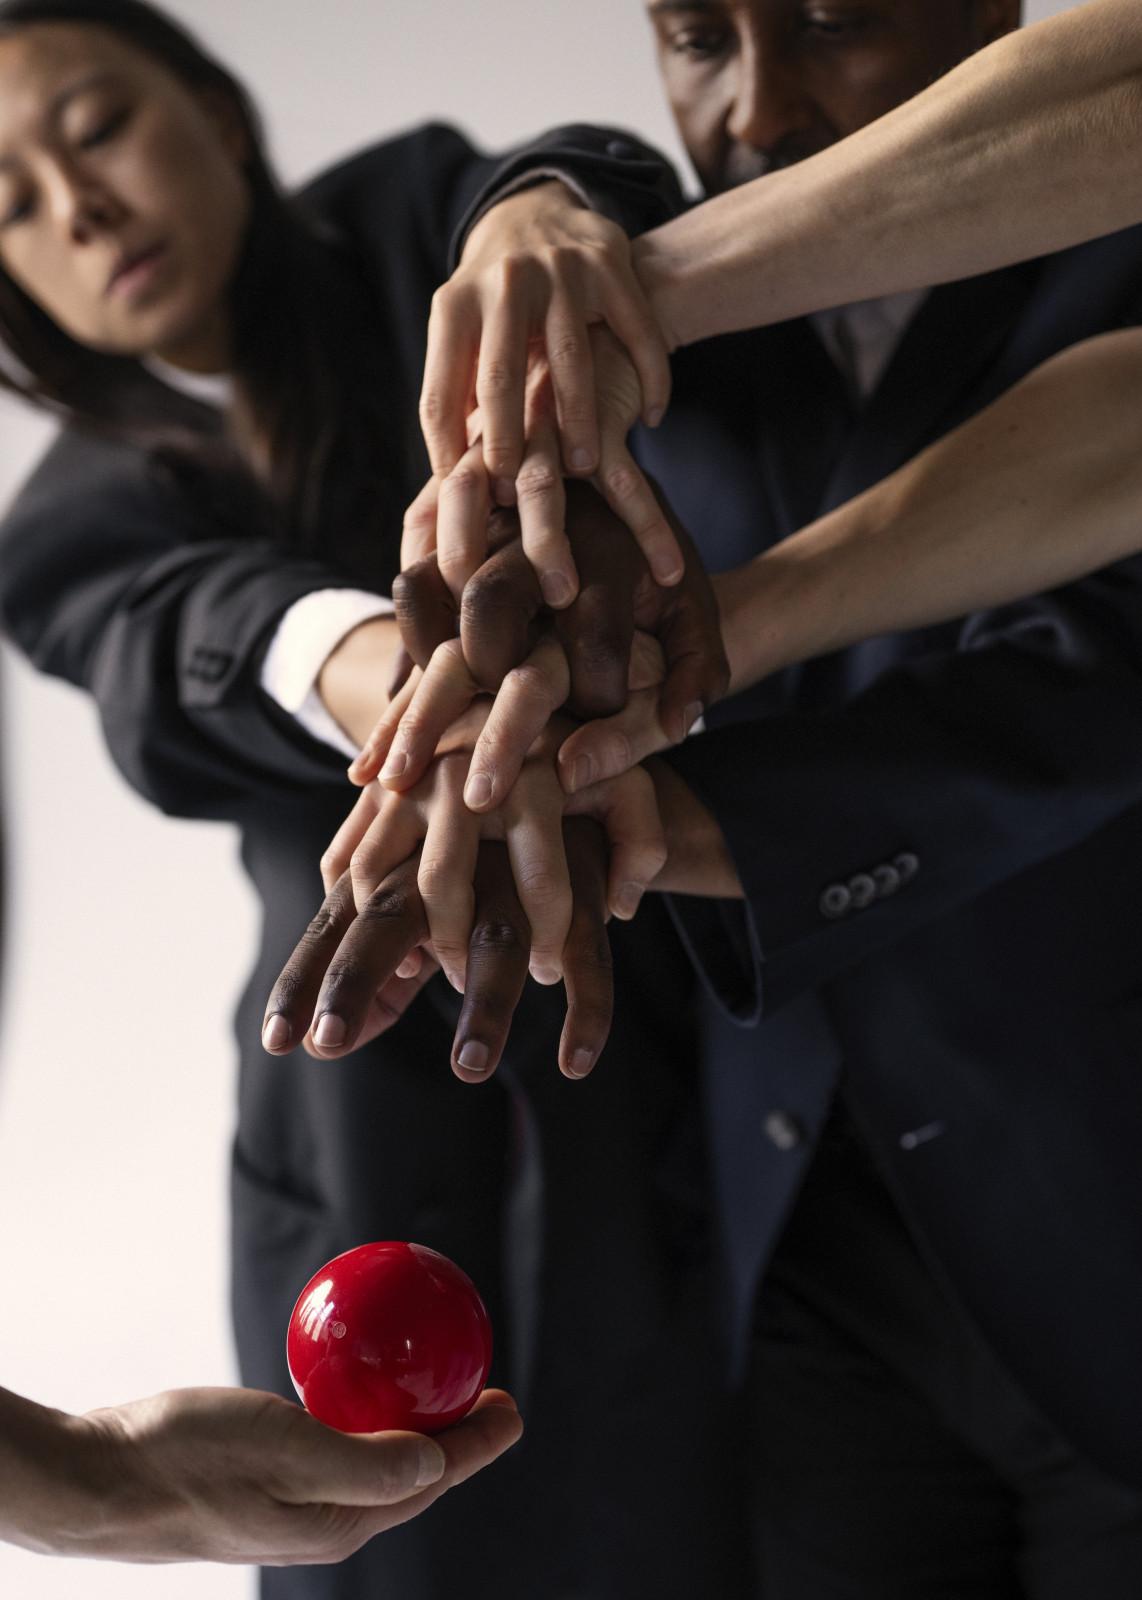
{"left": 646, "top": 0, "right": 1020, "bottom": 194}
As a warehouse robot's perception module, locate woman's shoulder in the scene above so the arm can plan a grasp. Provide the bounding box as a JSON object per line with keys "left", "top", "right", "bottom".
{"left": 296, "top": 122, "right": 485, "bottom": 225}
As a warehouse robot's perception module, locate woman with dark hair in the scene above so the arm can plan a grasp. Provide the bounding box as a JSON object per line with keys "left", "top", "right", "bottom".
{"left": 0, "top": 5, "right": 742, "bottom": 1597}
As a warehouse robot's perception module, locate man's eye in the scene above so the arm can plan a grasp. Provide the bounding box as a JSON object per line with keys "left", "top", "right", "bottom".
{"left": 802, "top": 9, "right": 869, "bottom": 38}
{"left": 78, "top": 108, "right": 128, "bottom": 150}
{"left": 670, "top": 28, "right": 731, "bottom": 61}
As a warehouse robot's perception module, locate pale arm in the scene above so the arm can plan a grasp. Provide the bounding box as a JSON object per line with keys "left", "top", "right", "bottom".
{"left": 637, "top": 0, "right": 1142, "bottom": 347}
{"left": 715, "top": 328, "right": 1142, "bottom": 691}
{"left": 0, "top": 1381, "right": 519, "bottom": 1565}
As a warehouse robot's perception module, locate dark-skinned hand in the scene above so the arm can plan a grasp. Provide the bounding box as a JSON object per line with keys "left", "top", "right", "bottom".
{"left": 263, "top": 821, "right": 614, "bottom": 1083}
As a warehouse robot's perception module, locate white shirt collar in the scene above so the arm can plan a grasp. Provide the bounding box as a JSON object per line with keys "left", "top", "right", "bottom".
{"left": 142, "top": 354, "right": 232, "bottom": 410}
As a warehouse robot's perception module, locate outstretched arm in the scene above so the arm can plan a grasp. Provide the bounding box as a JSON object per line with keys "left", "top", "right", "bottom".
{"left": 0, "top": 1381, "right": 520, "bottom": 1565}
{"left": 637, "top": 0, "right": 1142, "bottom": 346}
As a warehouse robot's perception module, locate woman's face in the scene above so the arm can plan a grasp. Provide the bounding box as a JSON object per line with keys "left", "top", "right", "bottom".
{"left": 0, "top": 23, "right": 250, "bottom": 370}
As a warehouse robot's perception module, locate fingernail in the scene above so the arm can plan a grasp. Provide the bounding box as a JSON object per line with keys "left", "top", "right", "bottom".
{"left": 465, "top": 771, "right": 494, "bottom": 809}
{"left": 645, "top": 406, "right": 665, "bottom": 429}
{"left": 683, "top": 701, "right": 704, "bottom": 737}
{"left": 541, "top": 572, "right": 574, "bottom": 609}
{"left": 615, "top": 882, "right": 644, "bottom": 920}
{"left": 530, "top": 962, "right": 562, "bottom": 986}
{"left": 381, "top": 749, "right": 408, "bottom": 783}
{"left": 569, "top": 448, "right": 594, "bottom": 472}
{"left": 457, "top": 1040, "right": 490, "bottom": 1075}
{"left": 654, "top": 557, "right": 685, "bottom": 586}
{"left": 568, "top": 754, "right": 594, "bottom": 793}
{"left": 567, "top": 1049, "right": 595, "bottom": 1079}
{"left": 314, "top": 1013, "right": 347, "bottom": 1050}
{"left": 415, "top": 1439, "right": 446, "bottom": 1487}
{"left": 495, "top": 477, "right": 516, "bottom": 505}
{"left": 262, "top": 1014, "right": 290, "bottom": 1052}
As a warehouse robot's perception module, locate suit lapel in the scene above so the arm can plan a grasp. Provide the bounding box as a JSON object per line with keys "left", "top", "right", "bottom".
{"left": 820, "top": 261, "right": 1041, "bottom": 515}
{"left": 821, "top": 223, "right": 1142, "bottom": 517}
{"left": 753, "top": 317, "right": 856, "bottom": 540}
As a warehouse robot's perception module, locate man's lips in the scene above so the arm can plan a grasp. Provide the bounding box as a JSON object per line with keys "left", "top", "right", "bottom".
{"left": 106, "top": 241, "right": 168, "bottom": 299}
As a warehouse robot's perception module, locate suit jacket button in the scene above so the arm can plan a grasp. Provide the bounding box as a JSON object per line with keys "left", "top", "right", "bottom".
{"left": 763, "top": 1111, "right": 805, "bottom": 1151}
{"left": 819, "top": 883, "right": 851, "bottom": 920}
{"left": 893, "top": 852, "right": 920, "bottom": 886}
{"left": 873, "top": 863, "right": 901, "bottom": 898}
{"left": 848, "top": 872, "right": 876, "bottom": 910}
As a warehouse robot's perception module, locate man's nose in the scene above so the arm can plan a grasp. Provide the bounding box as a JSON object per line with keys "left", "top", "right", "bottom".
{"left": 726, "top": 37, "right": 812, "bottom": 152}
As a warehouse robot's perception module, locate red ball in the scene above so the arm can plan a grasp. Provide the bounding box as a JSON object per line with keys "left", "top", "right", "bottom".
{"left": 286, "top": 1242, "right": 493, "bottom": 1434}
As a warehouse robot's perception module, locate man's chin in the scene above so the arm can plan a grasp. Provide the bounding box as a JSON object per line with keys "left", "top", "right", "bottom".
{"left": 708, "top": 143, "right": 832, "bottom": 195}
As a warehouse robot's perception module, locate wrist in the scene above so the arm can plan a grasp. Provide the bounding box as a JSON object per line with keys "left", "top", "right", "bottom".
{"left": 317, "top": 616, "right": 403, "bottom": 751}
{"left": 0, "top": 1389, "right": 123, "bottom": 1556}
{"left": 463, "top": 179, "right": 587, "bottom": 265}
{"left": 631, "top": 234, "right": 684, "bottom": 353}
{"left": 717, "top": 525, "right": 855, "bottom": 694}
{"left": 644, "top": 757, "right": 741, "bottom": 898}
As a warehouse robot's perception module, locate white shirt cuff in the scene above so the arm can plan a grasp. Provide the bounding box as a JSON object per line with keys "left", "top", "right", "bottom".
{"left": 261, "top": 588, "right": 395, "bottom": 757}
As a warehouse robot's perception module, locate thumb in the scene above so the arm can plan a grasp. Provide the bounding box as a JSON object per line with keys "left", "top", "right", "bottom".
{"left": 277, "top": 1415, "right": 446, "bottom": 1509}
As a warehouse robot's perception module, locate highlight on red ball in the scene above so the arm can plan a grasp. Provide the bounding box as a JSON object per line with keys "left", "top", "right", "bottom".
{"left": 286, "top": 1241, "right": 493, "bottom": 1435}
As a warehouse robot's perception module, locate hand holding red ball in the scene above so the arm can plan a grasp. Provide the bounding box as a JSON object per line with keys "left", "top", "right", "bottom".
{"left": 287, "top": 1242, "right": 494, "bottom": 1435}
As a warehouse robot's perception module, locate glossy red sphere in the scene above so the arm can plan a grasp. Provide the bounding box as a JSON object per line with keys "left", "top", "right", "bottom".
{"left": 286, "top": 1242, "right": 492, "bottom": 1434}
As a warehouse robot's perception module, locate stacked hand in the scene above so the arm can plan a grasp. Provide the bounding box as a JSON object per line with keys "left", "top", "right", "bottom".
{"left": 411, "top": 181, "right": 684, "bottom": 603}
{"left": 263, "top": 483, "right": 728, "bottom": 1081}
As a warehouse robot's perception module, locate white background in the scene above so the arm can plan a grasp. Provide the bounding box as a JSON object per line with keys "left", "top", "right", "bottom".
{"left": 0, "top": 1, "right": 1080, "bottom": 1594}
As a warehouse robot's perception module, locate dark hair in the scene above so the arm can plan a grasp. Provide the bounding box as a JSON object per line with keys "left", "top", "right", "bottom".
{"left": 0, "top": 0, "right": 384, "bottom": 549}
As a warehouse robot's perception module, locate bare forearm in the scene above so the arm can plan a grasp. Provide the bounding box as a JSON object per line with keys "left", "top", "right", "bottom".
{"left": 714, "top": 328, "right": 1142, "bottom": 689}
{"left": 637, "top": 0, "right": 1142, "bottom": 347}
{"left": 647, "top": 757, "right": 742, "bottom": 899}
{"left": 0, "top": 1386, "right": 105, "bottom": 1555}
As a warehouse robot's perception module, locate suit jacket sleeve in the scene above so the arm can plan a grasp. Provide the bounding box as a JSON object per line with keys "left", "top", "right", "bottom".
{"left": 0, "top": 426, "right": 373, "bottom": 819}
{"left": 448, "top": 124, "right": 686, "bottom": 262}
{"left": 663, "top": 558, "right": 1142, "bottom": 1022}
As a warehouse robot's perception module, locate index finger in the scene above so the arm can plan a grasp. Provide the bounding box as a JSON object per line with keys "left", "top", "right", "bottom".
{"left": 262, "top": 873, "right": 358, "bottom": 1055}
{"left": 556, "top": 481, "right": 643, "bottom": 718}
{"left": 419, "top": 283, "right": 479, "bottom": 479}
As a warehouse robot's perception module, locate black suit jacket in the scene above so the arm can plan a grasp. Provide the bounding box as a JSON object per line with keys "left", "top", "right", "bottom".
{"left": 628, "top": 226, "right": 1142, "bottom": 1489}
{"left": 0, "top": 124, "right": 747, "bottom": 1600}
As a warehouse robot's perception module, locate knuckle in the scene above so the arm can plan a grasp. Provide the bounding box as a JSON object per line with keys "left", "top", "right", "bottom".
{"left": 506, "top": 660, "right": 557, "bottom": 707}
{"left": 317, "top": 851, "right": 342, "bottom": 888}
{"left": 604, "top": 463, "right": 639, "bottom": 502}
{"left": 572, "top": 927, "right": 613, "bottom": 977}
{"left": 470, "top": 918, "right": 526, "bottom": 956}
{"left": 430, "top": 636, "right": 467, "bottom": 674}
{"left": 439, "top": 465, "right": 485, "bottom": 499}
{"left": 548, "top": 331, "right": 585, "bottom": 368}
{"left": 429, "top": 282, "right": 456, "bottom": 317}
{"left": 417, "top": 858, "right": 460, "bottom": 902}
{"left": 600, "top": 729, "right": 634, "bottom": 774}
{"left": 476, "top": 361, "right": 517, "bottom": 401}
{"left": 349, "top": 848, "right": 379, "bottom": 884}
{"left": 302, "top": 899, "right": 341, "bottom": 943}
{"left": 418, "top": 388, "right": 447, "bottom": 431}
{"left": 514, "top": 464, "right": 560, "bottom": 502}
{"left": 360, "top": 884, "right": 412, "bottom": 924}
{"left": 463, "top": 563, "right": 517, "bottom": 614}
{"left": 516, "top": 866, "right": 566, "bottom": 905}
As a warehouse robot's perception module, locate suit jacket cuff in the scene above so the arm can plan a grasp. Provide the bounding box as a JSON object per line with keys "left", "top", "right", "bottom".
{"left": 448, "top": 124, "right": 686, "bottom": 267}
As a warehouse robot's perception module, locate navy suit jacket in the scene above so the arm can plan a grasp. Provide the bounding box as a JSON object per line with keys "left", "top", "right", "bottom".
{"left": 631, "top": 227, "right": 1142, "bottom": 1488}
